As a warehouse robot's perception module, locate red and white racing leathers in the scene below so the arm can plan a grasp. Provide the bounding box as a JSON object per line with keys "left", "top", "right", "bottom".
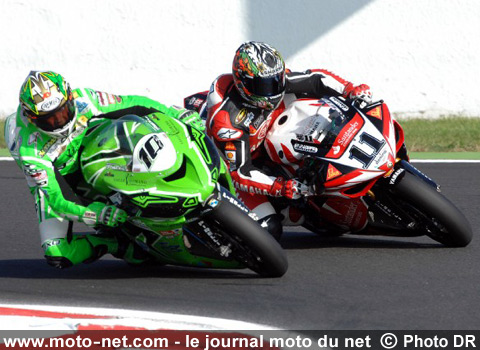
{"left": 206, "top": 69, "right": 369, "bottom": 224}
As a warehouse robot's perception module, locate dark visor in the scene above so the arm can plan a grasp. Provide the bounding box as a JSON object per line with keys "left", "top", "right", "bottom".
{"left": 243, "top": 72, "right": 285, "bottom": 97}
{"left": 28, "top": 101, "right": 75, "bottom": 132}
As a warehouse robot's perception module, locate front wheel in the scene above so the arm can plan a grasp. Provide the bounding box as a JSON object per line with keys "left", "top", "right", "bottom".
{"left": 391, "top": 171, "right": 473, "bottom": 247}
{"left": 206, "top": 200, "right": 288, "bottom": 277}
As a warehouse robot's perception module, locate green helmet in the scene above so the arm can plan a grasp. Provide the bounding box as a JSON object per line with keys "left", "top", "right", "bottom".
{"left": 19, "top": 71, "right": 76, "bottom": 138}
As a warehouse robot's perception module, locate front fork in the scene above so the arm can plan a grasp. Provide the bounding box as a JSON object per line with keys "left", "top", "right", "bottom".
{"left": 382, "top": 159, "right": 440, "bottom": 191}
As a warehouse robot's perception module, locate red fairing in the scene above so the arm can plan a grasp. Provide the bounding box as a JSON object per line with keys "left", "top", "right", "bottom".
{"left": 250, "top": 104, "right": 284, "bottom": 152}
{"left": 393, "top": 119, "right": 405, "bottom": 154}
{"left": 324, "top": 168, "right": 379, "bottom": 198}
{"left": 377, "top": 102, "right": 404, "bottom": 156}
{"left": 313, "top": 197, "right": 368, "bottom": 232}
{"left": 264, "top": 138, "right": 297, "bottom": 177}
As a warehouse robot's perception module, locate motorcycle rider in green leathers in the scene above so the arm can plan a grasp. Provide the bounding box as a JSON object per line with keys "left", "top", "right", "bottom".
{"left": 4, "top": 70, "right": 204, "bottom": 268}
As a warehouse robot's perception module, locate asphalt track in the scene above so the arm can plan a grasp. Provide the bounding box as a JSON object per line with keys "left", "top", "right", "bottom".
{"left": 0, "top": 160, "right": 479, "bottom": 330}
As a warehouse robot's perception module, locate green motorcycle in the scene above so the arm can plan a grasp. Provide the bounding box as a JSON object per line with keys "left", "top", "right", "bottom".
{"left": 79, "top": 113, "right": 288, "bottom": 277}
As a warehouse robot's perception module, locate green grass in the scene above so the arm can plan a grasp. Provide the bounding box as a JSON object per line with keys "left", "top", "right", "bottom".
{"left": 1, "top": 117, "right": 480, "bottom": 158}
{"left": 408, "top": 152, "right": 480, "bottom": 160}
{"left": 398, "top": 117, "right": 480, "bottom": 152}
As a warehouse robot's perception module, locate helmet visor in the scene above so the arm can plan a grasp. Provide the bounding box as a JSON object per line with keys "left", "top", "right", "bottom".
{"left": 28, "top": 101, "right": 75, "bottom": 132}
{"left": 243, "top": 72, "right": 285, "bottom": 97}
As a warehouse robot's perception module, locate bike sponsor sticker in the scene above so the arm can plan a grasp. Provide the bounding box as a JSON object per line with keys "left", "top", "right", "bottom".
{"left": 221, "top": 190, "right": 258, "bottom": 220}
{"left": 303, "top": 116, "right": 328, "bottom": 137}
{"left": 325, "top": 113, "right": 364, "bottom": 159}
{"left": 326, "top": 163, "right": 342, "bottom": 180}
{"left": 320, "top": 197, "right": 368, "bottom": 231}
{"left": 159, "top": 229, "right": 181, "bottom": 238}
{"left": 329, "top": 96, "right": 349, "bottom": 111}
{"left": 198, "top": 220, "right": 222, "bottom": 247}
{"left": 292, "top": 142, "right": 318, "bottom": 154}
{"left": 106, "top": 163, "right": 128, "bottom": 171}
{"left": 367, "top": 106, "right": 382, "bottom": 120}
{"left": 389, "top": 168, "right": 405, "bottom": 185}
{"left": 207, "top": 198, "right": 219, "bottom": 208}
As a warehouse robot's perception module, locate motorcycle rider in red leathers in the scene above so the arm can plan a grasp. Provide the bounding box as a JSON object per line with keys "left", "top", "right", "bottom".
{"left": 205, "top": 41, "right": 373, "bottom": 240}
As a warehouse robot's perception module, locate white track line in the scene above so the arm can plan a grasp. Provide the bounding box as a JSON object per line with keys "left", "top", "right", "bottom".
{"left": 0, "top": 303, "right": 279, "bottom": 330}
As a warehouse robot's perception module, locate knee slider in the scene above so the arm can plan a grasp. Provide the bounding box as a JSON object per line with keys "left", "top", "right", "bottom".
{"left": 45, "top": 255, "right": 73, "bottom": 269}
{"left": 259, "top": 214, "right": 283, "bottom": 241}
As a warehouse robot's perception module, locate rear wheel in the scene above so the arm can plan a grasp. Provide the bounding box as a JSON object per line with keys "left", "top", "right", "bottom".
{"left": 391, "top": 171, "right": 472, "bottom": 247}
{"left": 207, "top": 200, "right": 288, "bottom": 277}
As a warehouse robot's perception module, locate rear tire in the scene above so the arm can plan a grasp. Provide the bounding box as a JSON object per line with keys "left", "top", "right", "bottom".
{"left": 207, "top": 200, "right": 288, "bottom": 277}
{"left": 392, "top": 171, "right": 472, "bottom": 247}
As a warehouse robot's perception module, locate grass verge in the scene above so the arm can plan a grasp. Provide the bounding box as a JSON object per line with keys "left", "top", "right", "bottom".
{"left": 397, "top": 117, "right": 480, "bottom": 152}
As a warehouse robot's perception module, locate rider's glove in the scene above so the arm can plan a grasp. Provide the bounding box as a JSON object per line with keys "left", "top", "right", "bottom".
{"left": 344, "top": 83, "right": 373, "bottom": 106}
{"left": 83, "top": 202, "right": 127, "bottom": 228}
{"left": 270, "top": 177, "right": 311, "bottom": 200}
{"left": 178, "top": 110, "right": 206, "bottom": 131}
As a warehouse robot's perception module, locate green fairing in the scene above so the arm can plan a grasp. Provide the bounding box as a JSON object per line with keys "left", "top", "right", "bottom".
{"left": 5, "top": 87, "right": 200, "bottom": 225}
{"left": 80, "top": 113, "right": 241, "bottom": 268}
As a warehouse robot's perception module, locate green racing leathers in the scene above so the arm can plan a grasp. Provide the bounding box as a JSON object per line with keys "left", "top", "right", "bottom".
{"left": 4, "top": 87, "right": 203, "bottom": 268}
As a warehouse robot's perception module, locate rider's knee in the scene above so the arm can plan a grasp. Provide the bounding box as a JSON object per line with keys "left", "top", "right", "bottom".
{"left": 43, "top": 239, "right": 75, "bottom": 268}
{"left": 42, "top": 236, "right": 107, "bottom": 269}
{"left": 259, "top": 214, "right": 283, "bottom": 241}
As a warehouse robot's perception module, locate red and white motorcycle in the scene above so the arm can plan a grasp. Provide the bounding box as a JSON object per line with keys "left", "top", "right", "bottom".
{"left": 263, "top": 95, "right": 472, "bottom": 247}
{"left": 184, "top": 92, "right": 472, "bottom": 247}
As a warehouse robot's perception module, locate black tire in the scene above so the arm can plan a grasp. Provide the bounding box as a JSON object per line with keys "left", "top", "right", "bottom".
{"left": 391, "top": 171, "right": 472, "bottom": 247}
{"left": 207, "top": 200, "right": 288, "bottom": 277}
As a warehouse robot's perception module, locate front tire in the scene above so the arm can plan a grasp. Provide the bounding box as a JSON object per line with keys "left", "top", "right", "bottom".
{"left": 391, "top": 171, "right": 472, "bottom": 247}
{"left": 207, "top": 200, "right": 288, "bottom": 277}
